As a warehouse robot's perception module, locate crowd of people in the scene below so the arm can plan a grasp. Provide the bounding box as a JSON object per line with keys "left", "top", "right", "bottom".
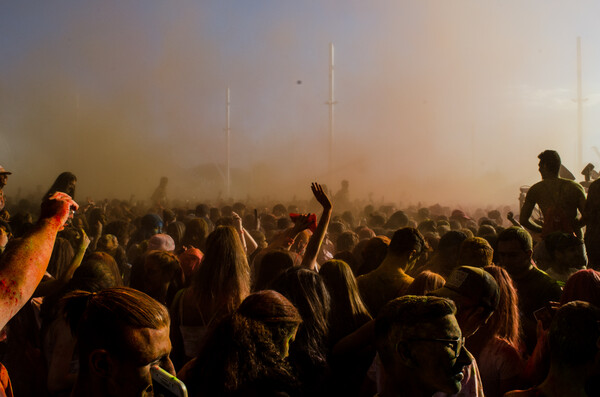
{"left": 0, "top": 149, "right": 598, "bottom": 396}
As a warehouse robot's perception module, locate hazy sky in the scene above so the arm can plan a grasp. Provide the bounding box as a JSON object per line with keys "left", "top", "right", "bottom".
{"left": 2, "top": 1, "right": 600, "bottom": 209}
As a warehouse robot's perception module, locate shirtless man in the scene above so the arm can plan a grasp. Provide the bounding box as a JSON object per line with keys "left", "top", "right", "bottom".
{"left": 519, "top": 150, "right": 586, "bottom": 238}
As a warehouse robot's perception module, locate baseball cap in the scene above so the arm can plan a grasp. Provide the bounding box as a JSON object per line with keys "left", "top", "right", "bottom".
{"left": 430, "top": 266, "right": 499, "bottom": 311}
{"left": 0, "top": 166, "right": 11, "bottom": 175}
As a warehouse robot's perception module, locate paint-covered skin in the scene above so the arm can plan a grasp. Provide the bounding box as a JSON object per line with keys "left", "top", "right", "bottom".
{"left": 0, "top": 192, "right": 77, "bottom": 329}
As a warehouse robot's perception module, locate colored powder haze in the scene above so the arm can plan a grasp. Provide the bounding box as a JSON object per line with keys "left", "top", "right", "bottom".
{"left": 2, "top": 1, "right": 600, "bottom": 210}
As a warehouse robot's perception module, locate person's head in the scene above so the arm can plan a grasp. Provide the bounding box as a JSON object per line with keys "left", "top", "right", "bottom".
{"left": 40, "top": 253, "right": 123, "bottom": 323}
{"left": 457, "top": 237, "right": 494, "bottom": 268}
{"left": 438, "top": 229, "right": 467, "bottom": 249}
{"left": 538, "top": 150, "right": 561, "bottom": 178}
{"left": 232, "top": 202, "right": 246, "bottom": 217}
{"left": 140, "top": 213, "right": 163, "bottom": 235}
{"left": 450, "top": 210, "right": 471, "bottom": 228}
{"left": 253, "top": 249, "right": 295, "bottom": 292}
{"left": 375, "top": 296, "right": 471, "bottom": 396}
{"left": 0, "top": 165, "right": 10, "bottom": 188}
{"left": 88, "top": 207, "right": 107, "bottom": 227}
{"left": 417, "top": 219, "right": 437, "bottom": 235}
{"left": 357, "top": 235, "right": 390, "bottom": 276}
{"left": 84, "top": 252, "right": 124, "bottom": 286}
{"left": 496, "top": 227, "right": 533, "bottom": 277}
{"left": 195, "top": 203, "right": 210, "bottom": 218}
{"left": 328, "top": 221, "right": 346, "bottom": 237}
{"left": 209, "top": 207, "right": 221, "bottom": 223}
{"left": 146, "top": 233, "right": 175, "bottom": 253}
{"left": 406, "top": 271, "right": 446, "bottom": 296}
{"left": 561, "top": 269, "right": 600, "bottom": 307}
{"left": 177, "top": 247, "right": 203, "bottom": 283}
{"left": 183, "top": 217, "right": 209, "bottom": 250}
{"left": 272, "top": 204, "right": 287, "bottom": 217}
{"left": 430, "top": 266, "right": 499, "bottom": 337}
{"left": 63, "top": 287, "right": 172, "bottom": 397}
{"left": 238, "top": 290, "right": 303, "bottom": 357}
{"left": 477, "top": 224, "right": 497, "bottom": 239}
{"left": 166, "top": 221, "right": 185, "bottom": 248}
{"left": 104, "top": 220, "right": 132, "bottom": 248}
{"left": 188, "top": 291, "right": 301, "bottom": 396}
{"left": 142, "top": 251, "right": 182, "bottom": 303}
{"left": 385, "top": 211, "right": 409, "bottom": 230}
{"left": 356, "top": 225, "right": 376, "bottom": 241}
{"left": 547, "top": 301, "right": 600, "bottom": 370}
{"left": 45, "top": 171, "right": 77, "bottom": 199}
{"left": 552, "top": 233, "right": 587, "bottom": 271}
{"left": 162, "top": 208, "right": 176, "bottom": 225}
{"left": 97, "top": 234, "right": 119, "bottom": 254}
{"left": 387, "top": 227, "right": 428, "bottom": 265}
{"left": 336, "top": 231, "right": 359, "bottom": 254}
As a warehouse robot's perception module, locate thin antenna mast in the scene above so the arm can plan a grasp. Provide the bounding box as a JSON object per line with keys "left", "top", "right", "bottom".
{"left": 326, "top": 43, "right": 337, "bottom": 182}
{"left": 226, "top": 87, "right": 231, "bottom": 197}
{"left": 577, "top": 37, "right": 583, "bottom": 169}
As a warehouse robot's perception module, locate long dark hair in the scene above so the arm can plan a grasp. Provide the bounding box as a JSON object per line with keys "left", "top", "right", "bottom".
{"left": 192, "top": 226, "right": 250, "bottom": 320}
{"left": 272, "top": 268, "right": 331, "bottom": 370}
{"left": 468, "top": 265, "right": 522, "bottom": 358}
{"left": 319, "top": 260, "right": 371, "bottom": 345}
{"left": 44, "top": 172, "right": 77, "bottom": 199}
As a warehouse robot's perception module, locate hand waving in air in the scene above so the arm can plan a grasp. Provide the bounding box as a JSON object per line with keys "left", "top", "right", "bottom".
{"left": 311, "top": 183, "right": 332, "bottom": 210}
{"left": 301, "top": 182, "right": 333, "bottom": 271}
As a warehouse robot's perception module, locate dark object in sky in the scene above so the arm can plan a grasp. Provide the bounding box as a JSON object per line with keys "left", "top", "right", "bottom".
{"left": 297, "top": 80, "right": 302, "bottom": 84}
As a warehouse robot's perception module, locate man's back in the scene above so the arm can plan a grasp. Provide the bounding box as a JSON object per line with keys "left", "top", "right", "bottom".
{"left": 357, "top": 267, "right": 413, "bottom": 317}
{"left": 521, "top": 177, "right": 585, "bottom": 237}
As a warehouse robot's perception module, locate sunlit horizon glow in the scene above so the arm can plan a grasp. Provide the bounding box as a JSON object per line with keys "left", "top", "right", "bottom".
{"left": 2, "top": 1, "right": 600, "bottom": 211}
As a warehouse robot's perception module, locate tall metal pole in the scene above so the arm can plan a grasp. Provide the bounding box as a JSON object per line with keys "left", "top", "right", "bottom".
{"left": 326, "top": 43, "right": 336, "bottom": 181}
{"left": 226, "top": 87, "right": 231, "bottom": 197}
{"left": 577, "top": 37, "right": 583, "bottom": 169}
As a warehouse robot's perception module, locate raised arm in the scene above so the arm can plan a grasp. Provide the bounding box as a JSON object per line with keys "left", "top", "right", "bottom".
{"left": 0, "top": 192, "right": 77, "bottom": 329}
{"left": 33, "top": 228, "right": 90, "bottom": 298}
{"left": 300, "top": 182, "right": 332, "bottom": 271}
{"left": 267, "top": 214, "right": 311, "bottom": 251}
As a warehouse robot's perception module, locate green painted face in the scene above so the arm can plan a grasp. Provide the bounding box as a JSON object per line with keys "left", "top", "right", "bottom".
{"left": 282, "top": 325, "right": 299, "bottom": 358}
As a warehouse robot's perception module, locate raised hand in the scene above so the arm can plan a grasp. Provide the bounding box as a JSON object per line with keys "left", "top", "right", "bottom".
{"left": 232, "top": 211, "right": 243, "bottom": 231}
{"left": 77, "top": 228, "right": 91, "bottom": 251}
{"left": 41, "top": 192, "right": 79, "bottom": 231}
{"left": 311, "top": 182, "right": 332, "bottom": 210}
{"left": 292, "top": 213, "right": 312, "bottom": 232}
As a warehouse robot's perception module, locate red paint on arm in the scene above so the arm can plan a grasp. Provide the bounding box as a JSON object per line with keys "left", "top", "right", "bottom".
{"left": 0, "top": 193, "right": 77, "bottom": 329}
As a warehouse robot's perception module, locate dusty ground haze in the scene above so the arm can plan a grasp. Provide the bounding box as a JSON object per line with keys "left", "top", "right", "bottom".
{"left": 2, "top": 1, "right": 600, "bottom": 211}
